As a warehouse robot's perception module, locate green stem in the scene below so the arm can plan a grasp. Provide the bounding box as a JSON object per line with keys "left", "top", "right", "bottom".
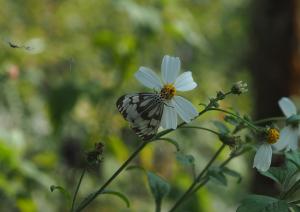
{"left": 189, "top": 178, "right": 209, "bottom": 195}
{"left": 75, "top": 141, "right": 148, "bottom": 211}
{"left": 155, "top": 199, "right": 162, "bottom": 212}
{"left": 254, "top": 116, "right": 286, "bottom": 124}
{"left": 71, "top": 168, "right": 86, "bottom": 212}
{"left": 189, "top": 147, "right": 246, "bottom": 195}
{"left": 75, "top": 90, "right": 233, "bottom": 211}
{"left": 180, "top": 126, "right": 221, "bottom": 136}
{"left": 168, "top": 144, "right": 226, "bottom": 212}
{"left": 208, "top": 108, "right": 259, "bottom": 131}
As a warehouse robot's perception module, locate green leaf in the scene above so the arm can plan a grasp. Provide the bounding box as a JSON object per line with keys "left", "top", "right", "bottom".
{"left": 102, "top": 190, "right": 130, "bottom": 208}
{"left": 208, "top": 168, "right": 227, "bottom": 186}
{"left": 147, "top": 171, "right": 170, "bottom": 207}
{"left": 290, "top": 204, "right": 300, "bottom": 212}
{"left": 50, "top": 185, "right": 71, "bottom": 201}
{"left": 213, "top": 121, "right": 230, "bottom": 134}
{"left": 75, "top": 190, "right": 131, "bottom": 211}
{"left": 176, "top": 152, "right": 195, "bottom": 167}
{"left": 237, "top": 195, "right": 290, "bottom": 212}
{"left": 286, "top": 151, "right": 300, "bottom": 168}
{"left": 259, "top": 161, "right": 298, "bottom": 187}
{"left": 222, "top": 167, "right": 242, "bottom": 183}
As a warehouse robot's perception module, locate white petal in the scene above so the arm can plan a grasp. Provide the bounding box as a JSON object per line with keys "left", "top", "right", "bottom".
{"left": 161, "top": 101, "right": 177, "bottom": 129}
{"left": 135, "top": 67, "right": 162, "bottom": 90}
{"left": 174, "top": 71, "right": 197, "bottom": 91}
{"left": 278, "top": 97, "right": 297, "bottom": 117}
{"left": 286, "top": 128, "right": 299, "bottom": 151}
{"left": 172, "top": 96, "right": 198, "bottom": 123}
{"left": 273, "top": 126, "right": 291, "bottom": 150}
{"left": 253, "top": 144, "right": 272, "bottom": 172}
{"left": 161, "top": 55, "right": 181, "bottom": 84}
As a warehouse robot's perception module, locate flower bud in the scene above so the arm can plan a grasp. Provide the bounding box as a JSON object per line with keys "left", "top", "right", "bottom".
{"left": 86, "top": 142, "right": 104, "bottom": 166}
{"left": 231, "top": 81, "right": 248, "bottom": 95}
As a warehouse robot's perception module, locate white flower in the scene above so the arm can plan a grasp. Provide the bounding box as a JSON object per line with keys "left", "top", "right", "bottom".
{"left": 253, "top": 128, "right": 279, "bottom": 172}
{"left": 253, "top": 143, "right": 273, "bottom": 172}
{"left": 273, "top": 97, "right": 299, "bottom": 151}
{"left": 135, "top": 55, "right": 198, "bottom": 129}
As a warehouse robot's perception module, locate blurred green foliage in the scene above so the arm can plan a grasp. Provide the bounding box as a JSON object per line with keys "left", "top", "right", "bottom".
{"left": 0, "top": 0, "right": 252, "bottom": 211}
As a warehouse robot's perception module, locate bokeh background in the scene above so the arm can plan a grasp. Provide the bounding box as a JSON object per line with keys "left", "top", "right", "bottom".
{"left": 0, "top": 0, "right": 298, "bottom": 211}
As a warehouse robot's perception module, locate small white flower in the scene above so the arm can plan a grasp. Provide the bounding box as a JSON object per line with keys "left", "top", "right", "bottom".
{"left": 253, "top": 128, "right": 280, "bottom": 172}
{"left": 135, "top": 55, "right": 198, "bottom": 129}
{"left": 273, "top": 97, "right": 299, "bottom": 151}
{"left": 253, "top": 143, "right": 273, "bottom": 172}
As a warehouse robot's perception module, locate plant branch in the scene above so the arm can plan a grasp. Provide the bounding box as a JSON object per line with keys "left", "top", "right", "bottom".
{"left": 168, "top": 144, "right": 226, "bottom": 212}
{"left": 75, "top": 141, "right": 148, "bottom": 211}
{"left": 75, "top": 89, "right": 234, "bottom": 211}
{"left": 180, "top": 125, "right": 221, "bottom": 136}
{"left": 208, "top": 108, "right": 259, "bottom": 131}
{"left": 189, "top": 146, "right": 247, "bottom": 195}
{"left": 253, "top": 116, "right": 286, "bottom": 124}
{"left": 71, "top": 168, "right": 86, "bottom": 212}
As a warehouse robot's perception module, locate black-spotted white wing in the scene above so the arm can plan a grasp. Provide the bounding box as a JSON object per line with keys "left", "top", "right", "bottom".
{"left": 116, "top": 93, "right": 164, "bottom": 141}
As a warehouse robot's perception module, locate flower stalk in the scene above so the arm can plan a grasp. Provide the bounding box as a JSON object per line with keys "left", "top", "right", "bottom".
{"left": 169, "top": 144, "right": 226, "bottom": 212}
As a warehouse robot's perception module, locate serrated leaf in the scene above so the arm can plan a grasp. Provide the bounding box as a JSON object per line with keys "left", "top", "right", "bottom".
{"left": 176, "top": 152, "right": 195, "bottom": 167}
{"left": 50, "top": 185, "right": 71, "bottom": 201}
{"left": 102, "top": 190, "right": 130, "bottom": 208}
{"left": 213, "top": 121, "right": 230, "bottom": 134}
{"left": 208, "top": 168, "right": 227, "bottom": 186}
{"left": 237, "top": 195, "right": 289, "bottom": 212}
{"left": 286, "top": 151, "right": 300, "bottom": 168}
{"left": 260, "top": 161, "right": 298, "bottom": 187}
{"left": 222, "top": 167, "right": 242, "bottom": 183}
{"left": 147, "top": 171, "right": 170, "bottom": 207}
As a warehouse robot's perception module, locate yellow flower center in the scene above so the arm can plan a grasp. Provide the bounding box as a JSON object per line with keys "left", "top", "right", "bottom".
{"left": 160, "top": 84, "right": 176, "bottom": 100}
{"left": 267, "top": 128, "right": 280, "bottom": 144}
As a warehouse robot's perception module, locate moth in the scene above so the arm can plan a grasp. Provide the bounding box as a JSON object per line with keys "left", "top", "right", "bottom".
{"left": 116, "top": 93, "right": 165, "bottom": 141}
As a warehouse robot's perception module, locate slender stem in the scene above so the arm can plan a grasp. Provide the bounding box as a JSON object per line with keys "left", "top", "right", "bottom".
{"left": 180, "top": 126, "right": 220, "bottom": 136}
{"left": 190, "top": 178, "right": 209, "bottom": 195}
{"left": 75, "top": 141, "right": 148, "bottom": 211}
{"left": 169, "top": 144, "right": 226, "bottom": 212}
{"left": 75, "top": 90, "right": 233, "bottom": 211}
{"left": 155, "top": 199, "right": 162, "bottom": 212}
{"left": 190, "top": 145, "right": 248, "bottom": 195}
{"left": 208, "top": 108, "right": 259, "bottom": 131}
{"left": 71, "top": 168, "right": 86, "bottom": 212}
{"left": 253, "top": 116, "right": 286, "bottom": 124}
